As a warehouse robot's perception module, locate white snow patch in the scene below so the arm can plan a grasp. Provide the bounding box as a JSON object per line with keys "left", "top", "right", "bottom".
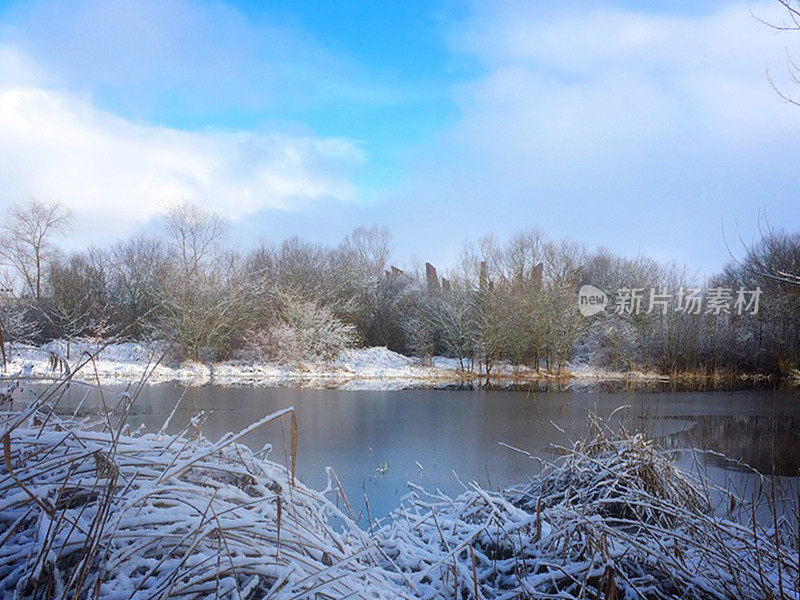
{"left": 2, "top": 340, "right": 461, "bottom": 390}
{"left": 336, "top": 346, "right": 415, "bottom": 371}
{"left": 1, "top": 339, "right": 666, "bottom": 390}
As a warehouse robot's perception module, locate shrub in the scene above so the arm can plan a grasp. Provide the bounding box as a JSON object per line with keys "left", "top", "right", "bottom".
{"left": 244, "top": 295, "right": 356, "bottom": 363}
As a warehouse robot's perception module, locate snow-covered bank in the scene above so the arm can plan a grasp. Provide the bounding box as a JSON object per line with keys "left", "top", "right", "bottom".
{"left": 1, "top": 341, "right": 464, "bottom": 390}
{"left": 2, "top": 403, "right": 795, "bottom": 600}
{"left": 0, "top": 339, "right": 708, "bottom": 390}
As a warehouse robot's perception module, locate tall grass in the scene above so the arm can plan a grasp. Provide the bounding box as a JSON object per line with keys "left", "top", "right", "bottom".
{"left": 0, "top": 383, "right": 406, "bottom": 599}
{"left": 374, "top": 418, "right": 799, "bottom": 599}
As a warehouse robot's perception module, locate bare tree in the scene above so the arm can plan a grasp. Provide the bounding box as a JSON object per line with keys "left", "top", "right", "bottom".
{"left": 341, "top": 225, "right": 391, "bottom": 275}
{"left": 724, "top": 218, "right": 800, "bottom": 288}
{"left": 159, "top": 248, "right": 265, "bottom": 361}
{"left": 751, "top": 1, "right": 800, "bottom": 107}
{"left": 0, "top": 200, "right": 72, "bottom": 301}
{"left": 737, "top": 4, "right": 800, "bottom": 284}
{"left": 419, "top": 278, "right": 475, "bottom": 371}
{"left": 42, "top": 252, "right": 110, "bottom": 358}
{"left": 163, "top": 202, "right": 226, "bottom": 276}
{"left": 107, "top": 234, "right": 171, "bottom": 336}
{"left": 0, "top": 283, "right": 40, "bottom": 371}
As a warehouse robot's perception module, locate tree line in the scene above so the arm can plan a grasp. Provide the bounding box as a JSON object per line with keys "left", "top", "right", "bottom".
{"left": 0, "top": 199, "right": 798, "bottom": 376}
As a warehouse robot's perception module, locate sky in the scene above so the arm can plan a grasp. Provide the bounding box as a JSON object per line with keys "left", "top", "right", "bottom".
{"left": 0, "top": 0, "right": 798, "bottom": 274}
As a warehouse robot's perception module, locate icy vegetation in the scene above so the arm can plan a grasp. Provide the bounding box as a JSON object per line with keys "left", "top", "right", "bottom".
{"left": 0, "top": 403, "right": 404, "bottom": 599}
{"left": 380, "top": 432, "right": 799, "bottom": 599}
{"left": 0, "top": 389, "right": 796, "bottom": 599}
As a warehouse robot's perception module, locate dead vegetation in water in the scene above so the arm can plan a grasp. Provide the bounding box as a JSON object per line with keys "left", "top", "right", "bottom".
{"left": 0, "top": 376, "right": 797, "bottom": 600}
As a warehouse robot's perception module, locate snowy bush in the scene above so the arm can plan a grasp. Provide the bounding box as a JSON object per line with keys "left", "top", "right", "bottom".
{"left": 244, "top": 295, "right": 356, "bottom": 363}
{"left": 572, "top": 314, "right": 639, "bottom": 370}
{"left": 0, "top": 300, "right": 40, "bottom": 344}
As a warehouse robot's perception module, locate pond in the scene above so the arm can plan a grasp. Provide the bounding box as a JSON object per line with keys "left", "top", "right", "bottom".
{"left": 21, "top": 384, "right": 800, "bottom": 524}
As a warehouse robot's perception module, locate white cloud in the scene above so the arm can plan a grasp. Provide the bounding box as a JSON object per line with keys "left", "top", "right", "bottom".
{"left": 394, "top": 1, "right": 800, "bottom": 271}
{"left": 446, "top": 1, "right": 800, "bottom": 166}
{"left": 0, "top": 0, "right": 390, "bottom": 118}
{"left": 0, "top": 57, "right": 363, "bottom": 239}
{"left": 456, "top": 3, "right": 783, "bottom": 70}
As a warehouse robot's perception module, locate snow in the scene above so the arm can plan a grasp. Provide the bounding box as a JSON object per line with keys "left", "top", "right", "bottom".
{"left": 335, "top": 346, "right": 415, "bottom": 370}
{"left": 1, "top": 341, "right": 462, "bottom": 390}
{"left": 1, "top": 339, "right": 671, "bottom": 390}
{"left": 2, "top": 405, "right": 795, "bottom": 600}
{"left": 431, "top": 356, "right": 464, "bottom": 370}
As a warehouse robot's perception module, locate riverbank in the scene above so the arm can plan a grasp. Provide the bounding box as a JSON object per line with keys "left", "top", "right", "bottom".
{"left": 0, "top": 340, "right": 776, "bottom": 391}
{"left": 2, "top": 341, "right": 460, "bottom": 390}
{"left": 1, "top": 400, "right": 795, "bottom": 600}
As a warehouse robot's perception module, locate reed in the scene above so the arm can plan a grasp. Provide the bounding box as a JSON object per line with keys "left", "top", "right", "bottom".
{"left": 0, "top": 377, "right": 796, "bottom": 599}
{"left": 0, "top": 383, "right": 407, "bottom": 599}
{"left": 374, "top": 420, "right": 799, "bottom": 599}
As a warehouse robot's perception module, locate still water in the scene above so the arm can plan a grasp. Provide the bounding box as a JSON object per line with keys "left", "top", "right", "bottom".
{"left": 24, "top": 384, "right": 800, "bottom": 522}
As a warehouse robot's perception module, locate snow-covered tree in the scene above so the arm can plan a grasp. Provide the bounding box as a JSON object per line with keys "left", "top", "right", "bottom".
{"left": 243, "top": 293, "right": 356, "bottom": 363}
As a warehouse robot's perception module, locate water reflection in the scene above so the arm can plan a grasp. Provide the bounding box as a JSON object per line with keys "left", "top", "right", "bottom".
{"left": 664, "top": 414, "right": 800, "bottom": 476}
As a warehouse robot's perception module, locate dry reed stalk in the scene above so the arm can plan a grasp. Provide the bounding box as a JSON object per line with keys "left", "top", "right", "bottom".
{"left": 372, "top": 427, "right": 799, "bottom": 600}
{"left": 1, "top": 377, "right": 797, "bottom": 600}
{"left": 0, "top": 321, "right": 6, "bottom": 372}
{"left": 290, "top": 411, "right": 298, "bottom": 488}
{"left": 0, "top": 385, "right": 406, "bottom": 600}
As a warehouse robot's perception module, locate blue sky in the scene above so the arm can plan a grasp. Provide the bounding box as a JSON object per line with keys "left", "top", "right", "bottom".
{"left": 0, "top": 0, "right": 798, "bottom": 274}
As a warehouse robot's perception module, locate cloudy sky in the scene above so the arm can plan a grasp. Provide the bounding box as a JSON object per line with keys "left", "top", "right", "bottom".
{"left": 0, "top": 0, "right": 798, "bottom": 273}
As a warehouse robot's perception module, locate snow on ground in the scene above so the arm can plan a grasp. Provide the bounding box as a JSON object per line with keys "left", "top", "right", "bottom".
{"left": 1, "top": 339, "right": 669, "bottom": 390}
{"left": 335, "top": 346, "right": 414, "bottom": 371}
{"left": 1, "top": 341, "right": 462, "bottom": 390}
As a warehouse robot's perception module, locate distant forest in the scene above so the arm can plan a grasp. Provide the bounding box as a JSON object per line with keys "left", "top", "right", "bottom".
{"left": 0, "top": 199, "right": 798, "bottom": 377}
